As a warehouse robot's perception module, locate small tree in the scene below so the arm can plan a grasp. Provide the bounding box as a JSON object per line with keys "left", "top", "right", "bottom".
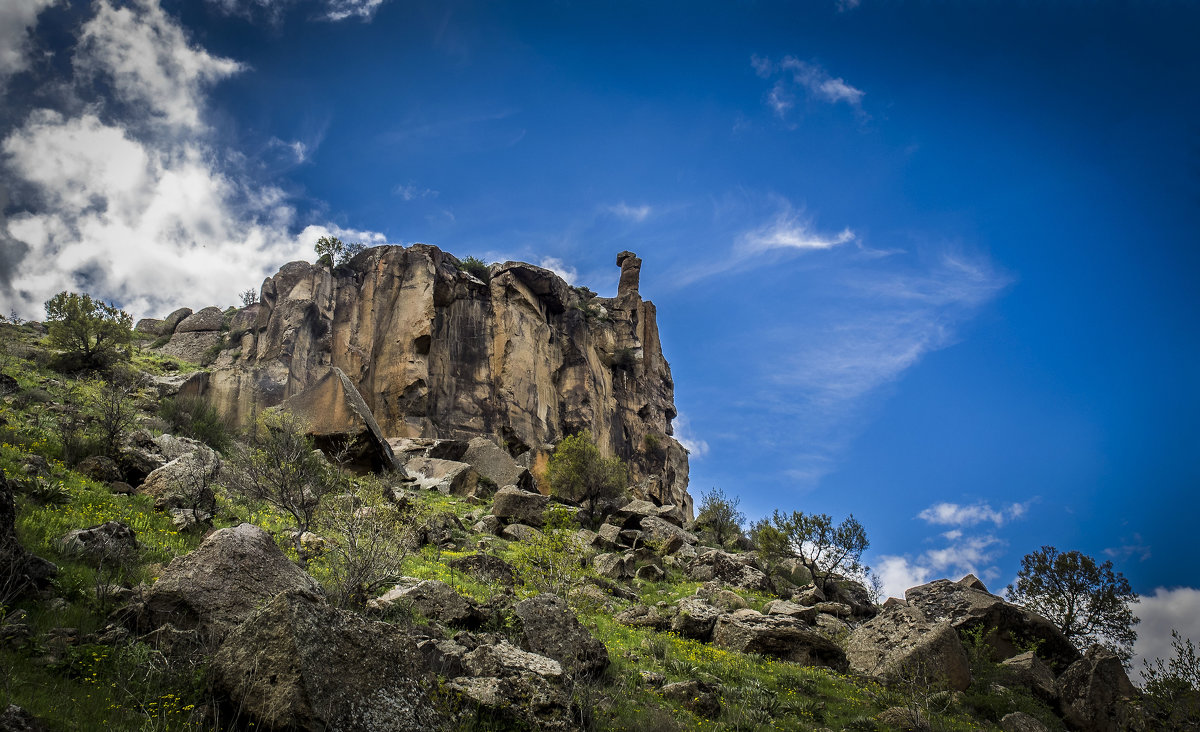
{"left": 92, "top": 366, "right": 138, "bottom": 460}
{"left": 318, "top": 476, "right": 416, "bottom": 609}
{"left": 546, "top": 432, "right": 626, "bottom": 528}
{"left": 44, "top": 291, "right": 132, "bottom": 371}
{"left": 227, "top": 410, "right": 338, "bottom": 567}
{"left": 695, "top": 487, "right": 745, "bottom": 546}
{"left": 1005, "top": 546, "right": 1139, "bottom": 663}
{"left": 314, "top": 236, "right": 366, "bottom": 268}
{"left": 1142, "top": 629, "right": 1200, "bottom": 729}
{"left": 457, "top": 256, "right": 491, "bottom": 282}
{"left": 509, "top": 505, "right": 593, "bottom": 599}
{"left": 239, "top": 289, "right": 258, "bottom": 307}
{"left": 750, "top": 510, "right": 869, "bottom": 594}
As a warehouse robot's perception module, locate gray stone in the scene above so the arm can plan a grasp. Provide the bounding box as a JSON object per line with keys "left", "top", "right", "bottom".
{"left": 1056, "top": 645, "right": 1139, "bottom": 732}
{"left": 491, "top": 486, "right": 549, "bottom": 526}
{"left": 764, "top": 599, "right": 819, "bottom": 623}
{"left": 500, "top": 523, "right": 543, "bottom": 542}
{"left": 139, "top": 447, "right": 220, "bottom": 515}
{"left": 686, "top": 549, "right": 772, "bottom": 593}
{"left": 1001, "top": 651, "right": 1058, "bottom": 702}
{"left": 472, "top": 515, "right": 502, "bottom": 535}
{"left": 637, "top": 515, "right": 698, "bottom": 548}
{"left": 76, "top": 455, "right": 122, "bottom": 483}
{"left": 160, "top": 307, "right": 193, "bottom": 334}
{"left": 58, "top": 521, "right": 138, "bottom": 565}
{"left": 281, "top": 367, "right": 400, "bottom": 473}
{"left": 712, "top": 609, "right": 848, "bottom": 670}
{"left": 615, "top": 604, "right": 671, "bottom": 631}
{"left": 671, "top": 597, "right": 721, "bottom": 641}
{"left": 211, "top": 590, "right": 440, "bottom": 731}
{"left": 404, "top": 457, "right": 479, "bottom": 496}
{"left": 368, "top": 580, "right": 479, "bottom": 627}
{"left": 462, "top": 437, "right": 533, "bottom": 491}
{"left": 175, "top": 306, "right": 224, "bottom": 333}
{"left": 1000, "top": 711, "right": 1050, "bottom": 732}
{"left": 513, "top": 594, "right": 609, "bottom": 677}
{"left": 593, "top": 552, "right": 634, "bottom": 580}
{"left": 846, "top": 604, "right": 972, "bottom": 692}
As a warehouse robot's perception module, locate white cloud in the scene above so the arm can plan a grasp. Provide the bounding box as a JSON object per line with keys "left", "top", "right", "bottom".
{"left": 876, "top": 534, "right": 1005, "bottom": 599}
{"left": 918, "top": 501, "right": 1031, "bottom": 528}
{"left": 0, "top": 0, "right": 389, "bottom": 320}
{"left": 538, "top": 257, "right": 578, "bottom": 284}
{"left": 753, "top": 55, "right": 865, "bottom": 119}
{"left": 77, "top": 0, "right": 242, "bottom": 131}
{"left": 205, "top": 0, "right": 389, "bottom": 22}
{"left": 1133, "top": 587, "right": 1200, "bottom": 684}
{"left": 394, "top": 183, "right": 438, "bottom": 201}
{"left": 0, "top": 0, "right": 56, "bottom": 89}
{"left": 324, "top": 0, "right": 387, "bottom": 21}
{"left": 606, "top": 202, "right": 652, "bottom": 223}
{"left": 877, "top": 555, "right": 931, "bottom": 600}
{"left": 739, "top": 208, "right": 855, "bottom": 254}
{"left": 673, "top": 413, "right": 709, "bottom": 458}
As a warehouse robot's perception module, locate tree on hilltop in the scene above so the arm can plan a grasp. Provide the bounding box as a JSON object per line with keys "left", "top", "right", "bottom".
{"left": 750, "top": 510, "right": 869, "bottom": 594}
{"left": 1006, "top": 546, "right": 1139, "bottom": 664}
{"left": 44, "top": 291, "right": 132, "bottom": 371}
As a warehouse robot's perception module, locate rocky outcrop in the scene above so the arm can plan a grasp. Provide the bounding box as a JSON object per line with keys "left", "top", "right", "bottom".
{"left": 846, "top": 604, "right": 972, "bottom": 691}
{"left": 513, "top": 594, "right": 609, "bottom": 678}
{"left": 280, "top": 366, "right": 399, "bottom": 472}
{"left": 169, "top": 245, "right": 690, "bottom": 516}
{"left": 905, "top": 576, "right": 1080, "bottom": 671}
{"left": 212, "top": 590, "right": 441, "bottom": 731}
{"left": 712, "top": 609, "right": 848, "bottom": 670}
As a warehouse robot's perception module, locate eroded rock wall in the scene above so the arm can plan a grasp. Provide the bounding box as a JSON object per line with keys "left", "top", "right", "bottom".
{"left": 185, "top": 245, "right": 690, "bottom": 516}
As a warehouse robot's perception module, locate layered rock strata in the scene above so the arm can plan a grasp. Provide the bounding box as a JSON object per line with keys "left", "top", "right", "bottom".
{"left": 168, "top": 245, "right": 691, "bottom": 515}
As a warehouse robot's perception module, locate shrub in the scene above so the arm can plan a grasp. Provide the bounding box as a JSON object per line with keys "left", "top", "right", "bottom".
{"left": 158, "top": 395, "right": 230, "bottom": 452}
{"left": 318, "top": 477, "right": 417, "bottom": 609}
{"left": 749, "top": 510, "right": 868, "bottom": 594}
{"left": 508, "top": 505, "right": 592, "bottom": 598}
{"left": 695, "top": 486, "right": 745, "bottom": 547}
{"left": 546, "top": 432, "right": 626, "bottom": 528}
{"left": 457, "top": 256, "right": 491, "bottom": 282}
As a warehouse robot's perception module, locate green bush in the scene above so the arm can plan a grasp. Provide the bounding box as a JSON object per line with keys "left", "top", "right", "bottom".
{"left": 158, "top": 395, "right": 230, "bottom": 452}
{"left": 43, "top": 291, "right": 133, "bottom": 372}
{"left": 457, "top": 256, "right": 491, "bottom": 282}
{"left": 546, "top": 432, "right": 626, "bottom": 528}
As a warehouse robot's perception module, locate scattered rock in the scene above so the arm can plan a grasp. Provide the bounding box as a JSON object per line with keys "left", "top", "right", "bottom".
{"left": 212, "top": 590, "right": 440, "bottom": 731}
{"left": 1001, "top": 651, "right": 1058, "bottom": 702}
{"left": 462, "top": 437, "right": 532, "bottom": 491}
{"left": 513, "top": 594, "right": 609, "bottom": 678}
{"left": 846, "top": 604, "right": 972, "bottom": 692}
{"left": 686, "top": 550, "right": 773, "bottom": 593}
{"left": 0, "top": 704, "right": 45, "bottom": 732}
{"left": 175, "top": 306, "right": 224, "bottom": 333}
{"left": 814, "top": 601, "right": 853, "bottom": 618}
{"left": 593, "top": 552, "right": 634, "bottom": 580}
{"left": 615, "top": 604, "right": 671, "bottom": 631}
{"left": 76, "top": 455, "right": 123, "bottom": 483}
{"left": 1000, "top": 711, "right": 1050, "bottom": 732}
{"left": 132, "top": 523, "right": 323, "bottom": 643}
{"left": 1055, "top": 645, "right": 1139, "bottom": 732}
{"left": 138, "top": 447, "right": 220, "bottom": 514}
{"left": 446, "top": 553, "right": 516, "bottom": 588}
{"left": 500, "top": 523, "right": 543, "bottom": 542}
{"left": 58, "top": 521, "right": 138, "bottom": 565}
{"left": 472, "top": 515, "right": 502, "bottom": 535}
{"left": 368, "top": 580, "right": 480, "bottom": 627}
{"left": 660, "top": 680, "right": 722, "bottom": 719}
{"left": 672, "top": 597, "right": 722, "bottom": 641}
{"left": 405, "top": 457, "right": 479, "bottom": 496}
{"left": 637, "top": 515, "right": 698, "bottom": 548}
{"left": 491, "top": 486, "right": 549, "bottom": 526}
{"left": 159, "top": 307, "right": 194, "bottom": 335}
{"left": 635, "top": 563, "right": 665, "bottom": 582}
{"left": 712, "top": 609, "right": 848, "bottom": 670}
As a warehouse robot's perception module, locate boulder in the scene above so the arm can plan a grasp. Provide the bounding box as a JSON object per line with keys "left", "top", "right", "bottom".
{"left": 160, "top": 307, "right": 193, "bottom": 334}
{"left": 1001, "top": 651, "right": 1058, "bottom": 702}
{"left": 0, "top": 479, "right": 56, "bottom": 598}
{"left": 448, "top": 670, "right": 570, "bottom": 731}
{"left": 846, "top": 604, "right": 972, "bottom": 691}
{"left": 462, "top": 437, "right": 532, "bottom": 491}
{"left": 404, "top": 458, "right": 479, "bottom": 496}
{"left": 764, "top": 599, "right": 819, "bottom": 623}
{"left": 134, "top": 523, "right": 322, "bottom": 642}
{"left": 637, "top": 515, "right": 698, "bottom": 549}
{"left": 671, "top": 597, "right": 721, "bottom": 641}
{"left": 660, "top": 680, "right": 722, "bottom": 720}
{"left": 138, "top": 448, "right": 220, "bottom": 514}
{"left": 1000, "top": 712, "right": 1050, "bottom": 732}
{"left": 211, "top": 590, "right": 441, "bottom": 731}
{"left": 58, "top": 521, "right": 139, "bottom": 565}
{"left": 281, "top": 367, "right": 400, "bottom": 473}
{"left": 472, "top": 516, "right": 502, "bottom": 535}
{"left": 593, "top": 552, "right": 634, "bottom": 580}
{"left": 500, "top": 523, "right": 543, "bottom": 543}
{"left": 905, "top": 577, "right": 1080, "bottom": 671}
{"left": 686, "top": 550, "right": 773, "bottom": 593}
{"left": 0, "top": 704, "right": 44, "bottom": 732}
{"left": 446, "top": 553, "right": 516, "bottom": 588}
{"left": 712, "top": 609, "right": 848, "bottom": 670}
{"left": 491, "top": 486, "right": 549, "bottom": 526}
{"left": 1055, "top": 645, "right": 1139, "bottom": 732}
{"left": 815, "top": 601, "right": 854, "bottom": 618}
{"left": 368, "top": 580, "right": 480, "bottom": 628}
{"left": 460, "top": 639, "right": 563, "bottom": 680}
{"left": 175, "top": 306, "right": 224, "bottom": 333}
{"left": 615, "top": 604, "right": 671, "bottom": 631}
{"left": 76, "top": 455, "right": 122, "bottom": 483}
{"left": 513, "top": 594, "right": 609, "bottom": 677}
{"left": 635, "top": 563, "right": 665, "bottom": 582}
{"left": 597, "top": 523, "right": 623, "bottom": 548}
{"left": 134, "top": 318, "right": 165, "bottom": 336}
{"left": 157, "top": 330, "right": 222, "bottom": 363}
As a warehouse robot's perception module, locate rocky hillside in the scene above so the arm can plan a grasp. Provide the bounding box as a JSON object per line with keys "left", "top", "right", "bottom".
{"left": 0, "top": 269, "right": 1162, "bottom": 731}
{"left": 138, "top": 246, "right": 691, "bottom": 517}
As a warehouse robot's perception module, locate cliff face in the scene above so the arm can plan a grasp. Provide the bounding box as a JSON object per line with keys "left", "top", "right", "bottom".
{"left": 192, "top": 244, "right": 690, "bottom": 516}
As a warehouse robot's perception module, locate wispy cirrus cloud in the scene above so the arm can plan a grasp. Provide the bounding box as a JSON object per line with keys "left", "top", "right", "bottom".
{"left": 205, "top": 0, "right": 389, "bottom": 22}
{"left": 739, "top": 208, "right": 855, "bottom": 253}
{"left": 606, "top": 202, "right": 653, "bottom": 222}
{"left": 752, "top": 55, "right": 866, "bottom": 120}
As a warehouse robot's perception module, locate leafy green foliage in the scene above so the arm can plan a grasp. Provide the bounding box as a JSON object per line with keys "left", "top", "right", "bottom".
{"left": 546, "top": 432, "right": 626, "bottom": 527}
{"left": 1141, "top": 629, "right": 1200, "bottom": 729}
{"left": 457, "top": 256, "right": 491, "bottom": 282}
{"left": 44, "top": 291, "right": 133, "bottom": 371}
{"left": 314, "top": 236, "right": 367, "bottom": 268}
{"left": 1006, "top": 546, "right": 1139, "bottom": 662}
{"left": 694, "top": 486, "right": 744, "bottom": 546}
{"left": 508, "top": 505, "right": 593, "bottom": 598}
{"left": 749, "top": 510, "right": 868, "bottom": 593}
{"left": 157, "top": 395, "right": 230, "bottom": 452}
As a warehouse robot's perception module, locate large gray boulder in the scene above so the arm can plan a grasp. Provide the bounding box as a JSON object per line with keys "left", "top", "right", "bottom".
{"left": 671, "top": 597, "right": 722, "bottom": 641}
{"left": 905, "top": 576, "right": 1080, "bottom": 671}
{"left": 491, "top": 486, "right": 549, "bottom": 526}
{"left": 712, "top": 609, "right": 848, "bottom": 670}
{"left": 134, "top": 523, "right": 322, "bottom": 642}
{"left": 1055, "top": 645, "right": 1140, "bottom": 732}
{"left": 138, "top": 447, "right": 220, "bottom": 514}
{"left": 637, "top": 515, "right": 698, "bottom": 549}
{"left": 404, "top": 458, "right": 479, "bottom": 496}
{"left": 281, "top": 367, "right": 400, "bottom": 473}
{"left": 462, "top": 437, "right": 532, "bottom": 491}
{"left": 1000, "top": 712, "right": 1050, "bottom": 732}
{"left": 845, "top": 604, "right": 971, "bottom": 691}
{"left": 513, "top": 594, "right": 609, "bottom": 678}
{"left": 58, "top": 521, "right": 139, "bottom": 566}
{"left": 175, "top": 306, "right": 224, "bottom": 333}
{"left": 212, "top": 590, "right": 441, "bottom": 731}
{"left": 1001, "top": 651, "right": 1058, "bottom": 702}
{"left": 686, "top": 549, "right": 773, "bottom": 593}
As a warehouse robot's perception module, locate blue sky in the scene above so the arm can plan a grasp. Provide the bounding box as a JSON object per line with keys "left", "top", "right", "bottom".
{"left": 1, "top": 0, "right": 1197, "bottom": 670}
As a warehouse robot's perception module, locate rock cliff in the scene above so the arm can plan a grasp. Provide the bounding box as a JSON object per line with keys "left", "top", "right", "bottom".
{"left": 169, "top": 245, "right": 691, "bottom": 517}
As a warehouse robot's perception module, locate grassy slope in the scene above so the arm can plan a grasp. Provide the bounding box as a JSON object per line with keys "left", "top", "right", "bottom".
{"left": 0, "top": 322, "right": 1057, "bottom": 731}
